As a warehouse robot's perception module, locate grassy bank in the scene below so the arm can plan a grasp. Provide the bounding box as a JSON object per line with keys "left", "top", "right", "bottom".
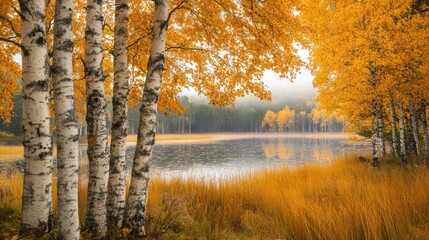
{"left": 2, "top": 157, "right": 429, "bottom": 239}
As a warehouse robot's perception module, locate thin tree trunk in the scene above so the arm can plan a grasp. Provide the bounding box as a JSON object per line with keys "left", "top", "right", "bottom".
{"left": 420, "top": 100, "right": 429, "bottom": 157}
{"left": 398, "top": 100, "right": 406, "bottom": 162}
{"left": 189, "top": 108, "right": 192, "bottom": 134}
{"left": 52, "top": 0, "right": 80, "bottom": 238}
{"left": 19, "top": 0, "right": 54, "bottom": 235}
{"left": 369, "top": 67, "right": 379, "bottom": 165}
{"left": 85, "top": 0, "right": 109, "bottom": 236}
{"left": 124, "top": 0, "right": 169, "bottom": 234}
{"left": 107, "top": 0, "right": 129, "bottom": 230}
{"left": 377, "top": 102, "right": 386, "bottom": 158}
{"left": 409, "top": 98, "right": 420, "bottom": 156}
{"left": 389, "top": 94, "right": 399, "bottom": 157}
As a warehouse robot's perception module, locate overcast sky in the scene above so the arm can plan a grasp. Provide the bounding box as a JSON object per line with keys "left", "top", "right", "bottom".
{"left": 181, "top": 48, "right": 317, "bottom": 103}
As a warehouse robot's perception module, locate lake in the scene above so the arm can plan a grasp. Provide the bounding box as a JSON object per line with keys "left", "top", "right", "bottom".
{"left": 0, "top": 134, "right": 371, "bottom": 179}
{"left": 123, "top": 133, "right": 370, "bottom": 179}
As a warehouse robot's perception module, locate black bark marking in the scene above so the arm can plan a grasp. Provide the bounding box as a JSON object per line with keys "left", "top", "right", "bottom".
{"left": 62, "top": 39, "right": 74, "bottom": 52}
{"left": 160, "top": 20, "right": 168, "bottom": 33}
{"left": 85, "top": 28, "right": 98, "bottom": 37}
{"left": 117, "top": 3, "right": 128, "bottom": 10}
{"left": 51, "top": 65, "right": 67, "bottom": 75}
{"left": 25, "top": 80, "right": 49, "bottom": 92}
{"left": 28, "top": 25, "right": 45, "bottom": 38}
{"left": 148, "top": 53, "right": 165, "bottom": 68}
{"left": 38, "top": 150, "right": 50, "bottom": 160}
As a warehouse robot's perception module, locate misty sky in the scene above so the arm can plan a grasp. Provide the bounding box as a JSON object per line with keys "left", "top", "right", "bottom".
{"left": 181, "top": 48, "right": 317, "bottom": 104}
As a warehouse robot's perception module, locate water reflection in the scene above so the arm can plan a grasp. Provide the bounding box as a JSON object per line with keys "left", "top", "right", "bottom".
{"left": 262, "top": 139, "right": 294, "bottom": 162}
{"left": 1, "top": 135, "right": 370, "bottom": 180}
{"left": 129, "top": 136, "right": 369, "bottom": 179}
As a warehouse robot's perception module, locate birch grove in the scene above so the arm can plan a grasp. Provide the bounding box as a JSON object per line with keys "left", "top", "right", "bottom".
{"left": 52, "top": 0, "right": 80, "bottom": 238}
{"left": 0, "top": 0, "right": 426, "bottom": 238}
{"left": 300, "top": 0, "right": 429, "bottom": 163}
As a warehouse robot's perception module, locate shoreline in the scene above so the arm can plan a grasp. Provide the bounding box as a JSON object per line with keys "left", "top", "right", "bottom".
{"left": 0, "top": 133, "right": 361, "bottom": 162}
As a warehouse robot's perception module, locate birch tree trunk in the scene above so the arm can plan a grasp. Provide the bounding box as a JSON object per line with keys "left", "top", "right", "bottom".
{"left": 52, "top": 0, "right": 80, "bottom": 238}
{"left": 377, "top": 103, "right": 386, "bottom": 158}
{"left": 420, "top": 100, "right": 429, "bottom": 157}
{"left": 389, "top": 94, "right": 399, "bottom": 157}
{"left": 107, "top": 0, "right": 129, "bottom": 229}
{"left": 369, "top": 67, "right": 379, "bottom": 165}
{"left": 398, "top": 100, "right": 406, "bottom": 163}
{"left": 19, "top": 0, "right": 54, "bottom": 235}
{"left": 124, "top": 0, "right": 169, "bottom": 234}
{"left": 409, "top": 98, "right": 421, "bottom": 156}
{"left": 85, "top": 0, "right": 109, "bottom": 236}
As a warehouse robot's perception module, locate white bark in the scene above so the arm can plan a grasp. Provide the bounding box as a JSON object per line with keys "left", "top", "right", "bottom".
{"left": 377, "top": 103, "right": 386, "bottom": 158}
{"left": 19, "top": 0, "right": 54, "bottom": 235}
{"left": 420, "top": 100, "right": 429, "bottom": 157}
{"left": 389, "top": 94, "right": 399, "bottom": 157}
{"left": 107, "top": 0, "right": 129, "bottom": 229}
{"left": 369, "top": 67, "right": 379, "bottom": 165}
{"left": 124, "top": 0, "right": 169, "bottom": 234}
{"left": 409, "top": 98, "right": 421, "bottom": 156}
{"left": 52, "top": 0, "right": 80, "bottom": 238}
{"left": 85, "top": 0, "right": 109, "bottom": 236}
{"left": 398, "top": 100, "right": 406, "bottom": 162}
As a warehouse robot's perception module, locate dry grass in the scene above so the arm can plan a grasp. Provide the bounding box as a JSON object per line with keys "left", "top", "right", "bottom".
{"left": 0, "top": 146, "right": 24, "bottom": 156}
{"left": 2, "top": 157, "right": 429, "bottom": 239}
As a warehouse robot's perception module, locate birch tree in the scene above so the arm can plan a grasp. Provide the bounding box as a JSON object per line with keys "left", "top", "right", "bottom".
{"left": 124, "top": 0, "right": 169, "bottom": 234}
{"left": 19, "top": 0, "right": 54, "bottom": 235}
{"left": 85, "top": 0, "right": 109, "bottom": 236}
{"left": 409, "top": 98, "right": 421, "bottom": 156}
{"left": 377, "top": 105, "right": 386, "bottom": 158}
{"left": 398, "top": 100, "right": 406, "bottom": 162}
{"left": 389, "top": 94, "right": 400, "bottom": 157}
{"left": 370, "top": 67, "right": 379, "bottom": 165}
{"left": 420, "top": 100, "right": 429, "bottom": 157}
{"left": 52, "top": 0, "right": 80, "bottom": 238}
{"left": 107, "top": 0, "right": 129, "bottom": 229}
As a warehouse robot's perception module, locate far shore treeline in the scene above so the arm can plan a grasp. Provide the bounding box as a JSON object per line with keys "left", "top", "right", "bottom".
{"left": 0, "top": 95, "right": 343, "bottom": 136}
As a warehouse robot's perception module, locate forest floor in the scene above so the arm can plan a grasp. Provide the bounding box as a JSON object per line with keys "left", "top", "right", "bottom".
{"left": 1, "top": 155, "right": 429, "bottom": 239}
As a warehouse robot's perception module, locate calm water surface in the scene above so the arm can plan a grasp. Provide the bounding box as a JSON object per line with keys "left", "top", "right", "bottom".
{"left": 122, "top": 135, "right": 370, "bottom": 179}
{"left": 1, "top": 134, "right": 371, "bottom": 179}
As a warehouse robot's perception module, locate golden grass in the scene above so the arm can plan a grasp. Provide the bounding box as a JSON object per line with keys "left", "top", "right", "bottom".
{"left": 2, "top": 157, "right": 429, "bottom": 239}
{"left": 0, "top": 146, "right": 24, "bottom": 156}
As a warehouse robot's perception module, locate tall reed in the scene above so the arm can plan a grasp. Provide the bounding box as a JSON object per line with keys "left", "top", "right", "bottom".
{"left": 2, "top": 157, "right": 429, "bottom": 239}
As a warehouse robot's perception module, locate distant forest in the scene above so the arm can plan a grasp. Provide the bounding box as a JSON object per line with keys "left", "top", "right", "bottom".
{"left": 0, "top": 95, "right": 344, "bottom": 136}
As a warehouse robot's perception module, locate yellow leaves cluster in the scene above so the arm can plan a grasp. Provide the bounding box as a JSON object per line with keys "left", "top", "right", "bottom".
{"left": 300, "top": 0, "right": 429, "bottom": 129}
{"left": 262, "top": 110, "right": 277, "bottom": 132}
{"left": 277, "top": 106, "right": 295, "bottom": 132}
{"left": 1, "top": 0, "right": 303, "bottom": 121}
{"left": 0, "top": 0, "right": 21, "bottom": 122}
{"left": 127, "top": 0, "right": 302, "bottom": 112}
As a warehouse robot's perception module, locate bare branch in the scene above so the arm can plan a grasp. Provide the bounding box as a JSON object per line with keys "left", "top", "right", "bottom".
{"left": 166, "top": 45, "right": 208, "bottom": 52}
{"left": 127, "top": 31, "right": 151, "bottom": 49}
{"left": 0, "top": 37, "right": 28, "bottom": 56}
{"left": 103, "top": 21, "right": 114, "bottom": 32}
{"left": 0, "top": 16, "right": 21, "bottom": 37}
{"left": 13, "top": 5, "right": 26, "bottom": 21}
{"left": 167, "top": 0, "right": 187, "bottom": 23}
